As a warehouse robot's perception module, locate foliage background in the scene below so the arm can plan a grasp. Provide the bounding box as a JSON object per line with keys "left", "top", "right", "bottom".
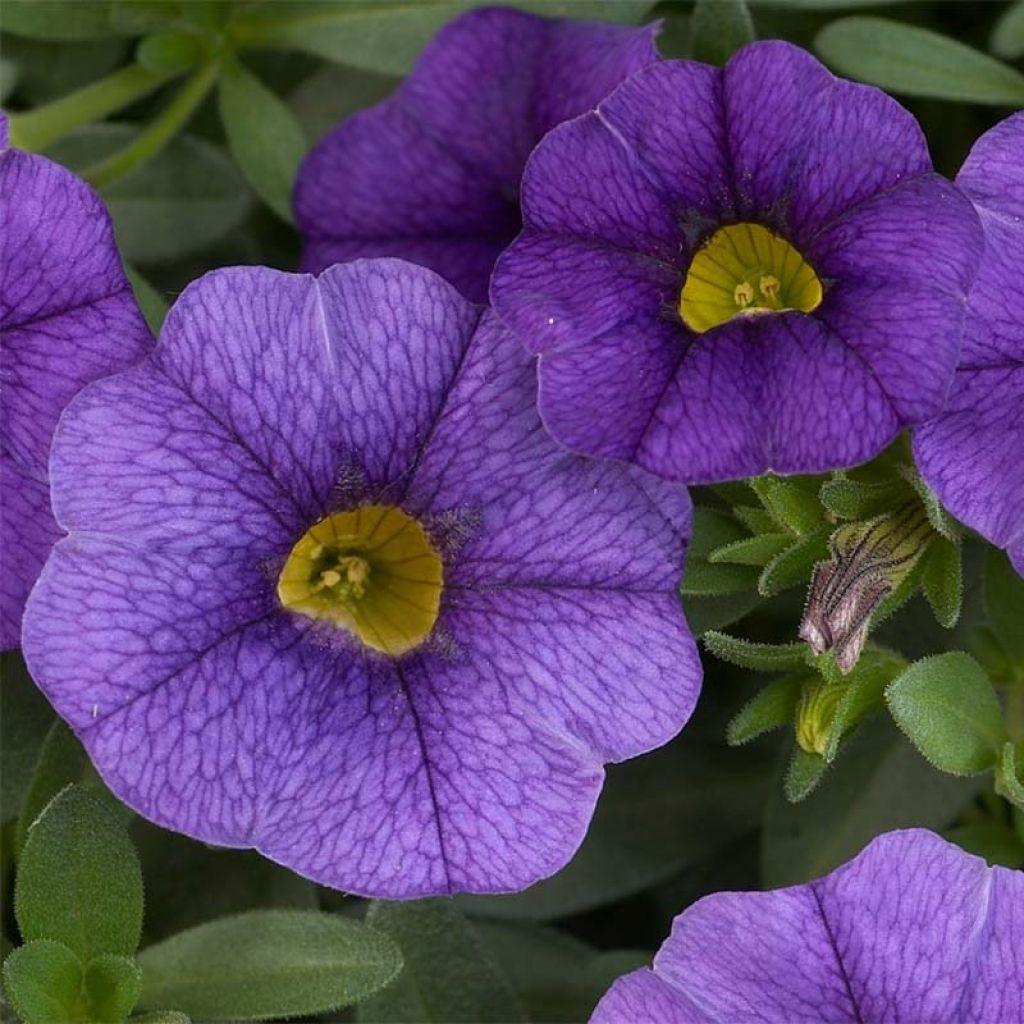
{"left": 2, "top": 1, "right": 1024, "bottom": 1021}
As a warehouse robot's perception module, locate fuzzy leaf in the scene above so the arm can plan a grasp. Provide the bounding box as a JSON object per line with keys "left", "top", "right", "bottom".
{"left": 758, "top": 527, "right": 830, "bottom": 596}
{"left": 750, "top": 476, "right": 824, "bottom": 535}
{"left": 2, "top": 942, "right": 82, "bottom": 1024}
{"left": 727, "top": 676, "right": 804, "bottom": 745}
{"left": 731, "top": 505, "right": 778, "bottom": 535}
{"left": 16, "top": 786, "right": 143, "bottom": 962}
{"left": 784, "top": 746, "right": 828, "bottom": 803}
{"left": 83, "top": 955, "right": 142, "bottom": 1024}
{"left": 816, "top": 17, "right": 1024, "bottom": 104}
{"left": 818, "top": 476, "right": 910, "bottom": 520}
{"left": 681, "top": 559, "right": 759, "bottom": 596}
{"left": 921, "top": 536, "right": 963, "bottom": 629}
{"left": 708, "top": 533, "right": 791, "bottom": 567}
{"left": 885, "top": 653, "right": 1006, "bottom": 776}
{"left": 703, "top": 632, "right": 809, "bottom": 671}
{"left": 999, "top": 742, "right": 1024, "bottom": 810}
{"left": 821, "top": 649, "right": 906, "bottom": 762}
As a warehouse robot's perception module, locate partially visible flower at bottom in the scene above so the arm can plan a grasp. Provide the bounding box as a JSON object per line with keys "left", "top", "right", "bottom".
{"left": 22, "top": 259, "right": 701, "bottom": 898}
{"left": 591, "top": 829, "right": 1023, "bottom": 1023}
{"left": 0, "top": 111, "right": 151, "bottom": 647}
{"left": 914, "top": 112, "right": 1024, "bottom": 577}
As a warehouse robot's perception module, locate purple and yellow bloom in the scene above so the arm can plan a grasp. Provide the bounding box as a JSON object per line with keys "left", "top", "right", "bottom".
{"left": 293, "top": 6, "right": 660, "bottom": 303}
{"left": 491, "top": 42, "right": 983, "bottom": 484}
{"left": 22, "top": 259, "right": 700, "bottom": 898}
{"left": 915, "top": 113, "right": 1024, "bottom": 576}
{"left": 0, "top": 112, "right": 151, "bottom": 648}
{"left": 591, "top": 829, "right": 1024, "bottom": 1023}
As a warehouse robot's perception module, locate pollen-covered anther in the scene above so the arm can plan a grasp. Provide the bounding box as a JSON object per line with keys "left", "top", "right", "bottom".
{"left": 277, "top": 504, "right": 443, "bottom": 656}
{"left": 679, "top": 222, "right": 823, "bottom": 334}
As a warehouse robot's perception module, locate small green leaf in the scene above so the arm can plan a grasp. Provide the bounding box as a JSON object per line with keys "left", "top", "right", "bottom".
{"left": 688, "top": 508, "right": 750, "bottom": 559}
{"left": 758, "top": 527, "right": 830, "bottom": 597}
{"left": 991, "top": 0, "right": 1024, "bottom": 60}
{"left": 816, "top": 17, "right": 1024, "bottom": 105}
{"left": 681, "top": 590, "right": 762, "bottom": 636}
{"left": 136, "top": 31, "right": 203, "bottom": 74}
{"left": 681, "top": 558, "right": 759, "bottom": 596}
{"left": 83, "top": 955, "right": 142, "bottom": 1024}
{"left": 921, "top": 536, "right": 963, "bottom": 629}
{"left": 985, "top": 547, "right": 1024, "bottom": 660}
{"left": 703, "top": 631, "right": 808, "bottom": 671}
{"left": 358, "top": 901, "right": 523, "bottom": 1023}
{"left": 708, "top": 533, "right": 791, "bottom": 566}
{"left": 124, "top": 265, "right": 169, "bottom": 335}
{"left": 902, "top": 467, "right": 961, "bottom": 541}
{"left": 0, "top": 2, "right": 126, "bottom": 40}
{"left": 136, "top": 910, "right": 402, "bottom": 1021}
{"left": 690, "top": 0, "right": 754, "bottom": 65}
{"left": 16, "top": 786, "right": 143, "bottom": 962}
{"left": 731, "top": 505, "right": 778, "bottom": 535}
{"left": 885, "top": 653, "right": 1006, "bottom": 776}
{"left": 218, "top": 55, "right": 308, "bottom": 223}
{"left": 819, "top": 476, "right": 910, "bottom": 520}
{"left": 2, "top": 941, "right": 82, "bottom": 1024}
{"left": 784, "top": 746, "right": 828, "bottom": 803}
{"left": 727, "top": 675, "right": 803, "bottom": 745}
{"left": 750, "top": 476, "right": 824, "bottom": 535}
{"left": 998, "top": 742, "right": 1024, "bottom": 810}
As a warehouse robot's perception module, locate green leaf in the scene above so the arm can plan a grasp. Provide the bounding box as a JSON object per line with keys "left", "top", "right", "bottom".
{"left": 218, "top": 56, "right": 308, "bottom": 223}
{"left": 750, "top": 476, "right": 823, "bottom": 535}
{"left": 83, "top": 955, "right": 142, "bottom": 1024}
{"left": 137, "top": 910, "right": 402, "bottom": 1021}
{"left": 731, "top": 505, "right": 778, "bottom": 535}
{"left": 459, "top": 732, "right": 771, "bottom": 920}
{"left": 682, "top": 510, "right": 760, "bottom": 594}
{"left": 0, "top": 2, "right": 127, "bottom": 40}
{"left": 708, "top": 533, "right": 791, "bottom": 566}
{"left": 727, "top": 675, "right": 803, "bottom": 745}
{"left": 903, "top": 467, "right": 961, "bottom": 541}
{"left": 136, "top": 31, "right": 203, "bottom": 74}
{"left": 123, "top": 265, "right": 169, "bottom": 335}
{"left": 885, "top": 653, "right": 1006, "bottom": 776}
{"left": 944, "top": 821, "right": 1024, "bottom": 868}
{"left": 688, "top": 507, "right": 750, "bottom": 559}
{"left": 125, "top": 1013, "right": 190, "bottom": 1024}
{"left": 819, "top": 476, "right": 910, "bottom": 520}
{"left": 763, "top": 717, "right": 982, "bottom": 887}
{"left": 289, "top": 63, "right": 398, "bottom": 144}
{"left": 2, "top": 941, "right": 82, "bottom": 1024}
{"left": 358, "top": 901, "right": 523, "bottom": 1023}
{"left": 757, "top": 527, "right": 830, "bottom": 597}
{"left": 682, "top": 590, "right": 762, "bottom": 636}
{"left": 815, "top": 17, "right": 1024, "bottom": 105}
{"left": 475, "top": 923, "right": 645, "bottom": 1024}
{"left": 985, "top": 547, "right": 1024, "bottom": 660}
{"left": 998, "top": 742, "right": 1024, "bottom": 810}
{"left": 690, "top": 0, "right": 754, "bottom": 65}
{"left": 16, "top": 721, "right": 89, "bottom": 853}
{"left": 784, "top": 745, "right": 828, "bottom": 802}
{"left": 46, "top": 125, "right": 250, "bottom": 264}
{"left": 921, "top": 537, "right": 963, "bottom": 629}
{"left": 0, "top": 653, "right": 55, "bottom": 827}
{"left": 16, "top": 786, "right": 143, "bottom": 961}
{"left": 703, "top": 631, "right": 808, "bottom": 671}
{"left": 991, "top": 1, "right": 1024, "bottom": 60}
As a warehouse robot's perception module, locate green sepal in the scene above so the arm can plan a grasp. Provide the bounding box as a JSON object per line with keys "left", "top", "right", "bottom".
{"left": 921, "top": 535, "right": 963, "bottom": 628}
{"left": 750, "top": 476, "right": 824, "bottom": 536}
{"left": 819, "top": 475, "right": 912, "bottom": 520}
{"left": 885, "top": 653, "right": 1007, "bottom": 776}
{"left": 727, "top": 676, "right": 804, "bottom": 746}
{"left": 2, "top": 941, "right": 82, "bottom": 1024}
{"left": 702, "top": 632, "right": 809, "bottom": 672}
{"left": 708, "top": 532, "right": 791, "bottom": 567}
{"left": 758, "top": 526, "right": 830, "bottom": 597}
{"left": 997, "top": 742, "right": 1024, "bottom": 810}
{"left": 784, "top": 746, "right": 828, "bottom": 803}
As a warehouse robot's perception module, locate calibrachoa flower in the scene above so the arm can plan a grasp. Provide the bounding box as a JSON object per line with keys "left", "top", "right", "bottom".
{"left": 914, "top": 113, "right": 1024, "bottom": 576}
{"left": 0, "top": 112, "right": 151, "bottom": 649}
{"left": 491, "top": 42, "right": 984, "bottom": 484}
{"left": 591, "top": 829, "right": 1024, "bottom": 1023}
{"left": 22, "top": 259, "right": 701, "bottom": 898}
{"left": 293, "top": 6, "right": 659, "bottom": 303}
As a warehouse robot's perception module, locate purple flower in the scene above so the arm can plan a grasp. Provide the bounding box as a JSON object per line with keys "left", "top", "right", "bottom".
{"left": 914, "top": 113, "right": 1024, "bottom": 575}
{"left": 22, "top": 259, "right": 700, "bottom": 898}
{"left": 591, "top": 829, "right": 1024, "bottom": 1023}
{"left": 293, "top": 7, "right": 659, "bottom": 303}
{"left": 0, "top": 112, "right": 151, "bottom": 649}
{"left": 490, "top": 42, "right": 983, "bottom": 484}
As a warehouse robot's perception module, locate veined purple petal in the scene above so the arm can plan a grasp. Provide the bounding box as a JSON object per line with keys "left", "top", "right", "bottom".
{"left": 591, "top": 830, "right": 1024, "bottom": 1023}
{"left": 0, "top": 114, "right": 151, "bottom": 648}
{"left": 23, "top": 260, "right": 700, "bottom": 897}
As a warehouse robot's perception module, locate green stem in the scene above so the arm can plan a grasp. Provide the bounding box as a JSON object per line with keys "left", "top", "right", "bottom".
{"left": 7, "top": 63, "right": 176, "bottom": 152}
{"left": 83, "top": 61, "right": 219, "bottom": 190}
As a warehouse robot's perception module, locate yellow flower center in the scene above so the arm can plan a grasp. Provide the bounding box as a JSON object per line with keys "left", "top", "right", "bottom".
{"left": 277, "top": 504, "right": 443, "bottom": 656}
{"left": 679, "top": 223, "right": 823, "bottom": 334}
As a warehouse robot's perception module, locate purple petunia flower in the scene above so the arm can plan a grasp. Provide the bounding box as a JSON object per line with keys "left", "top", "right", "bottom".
{"left": 0, "top": 112, "right": 151, "bottom": 649}
{"left": 914, "top": 113, "right": 1024, "bottom": 576}
{"left": 293, "top": 6, "right": 660, "bottom": 303}
{"left": 22, "top": 259, "right": 701, "bottom": 897}
{"left": 490, "top": 42, "right": 984, "bottom": 484}
{"left": 591, "top": 829, "right": 1024, "bottom": 1023}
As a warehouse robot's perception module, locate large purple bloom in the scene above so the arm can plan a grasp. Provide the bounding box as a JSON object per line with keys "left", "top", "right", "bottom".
{"left": 293, "top": 6, "right": 659, "bottom": 303}
{"left": 915, "top": 113, "right": 1024, "bottom": 575}
{"left": 22, "top": 259, "right": 700, "bottom": 898}
{"left": 491, "top": 42, "right": 983, "bottom": 484}
{"left": 0, "top": 114, "right": 151, "bottom": 649}
{"left": 592, "top": 829, "right": 1024, "bottom": 1023}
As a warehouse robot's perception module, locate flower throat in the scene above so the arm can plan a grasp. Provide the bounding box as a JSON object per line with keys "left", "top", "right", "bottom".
{"left": 679, "top": 222, "right": 823, "bottom": 333}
